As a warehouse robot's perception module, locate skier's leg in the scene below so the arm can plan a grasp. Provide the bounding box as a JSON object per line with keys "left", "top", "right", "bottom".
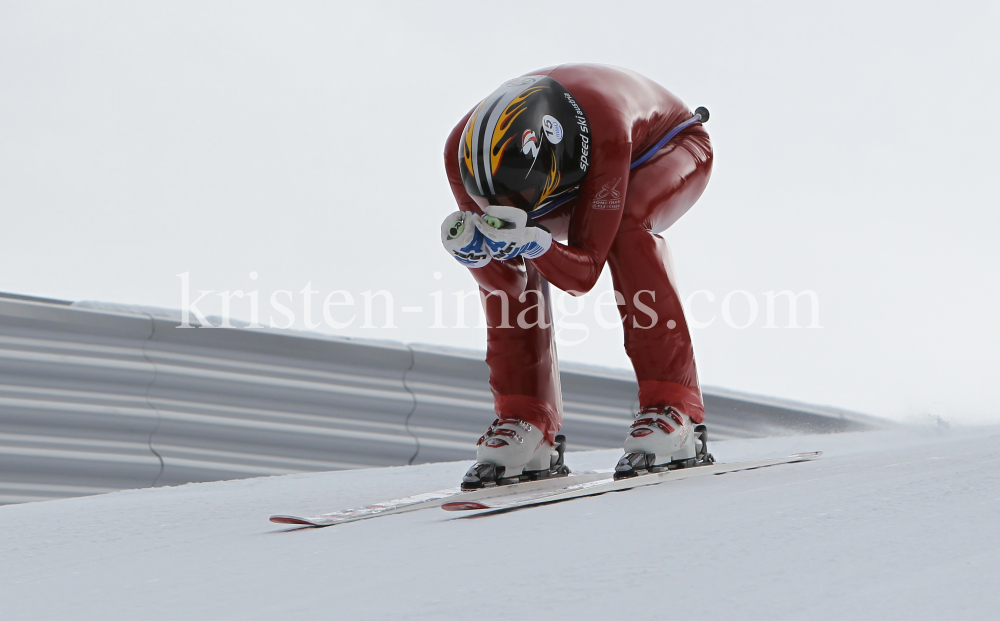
{"left": 461, "top": 260, "right": 567, "bottom": 487}
{"left": 609, "top": 128, "right": 713, "bottom": 424}
{"left": 608, "top": 128, "right": 712, "bottom": 476}
{"left": 480, "top": 259, "right": 563, "bottom": 444}
{"left": 610, "top": 232, "right": 704, "bottom": 421}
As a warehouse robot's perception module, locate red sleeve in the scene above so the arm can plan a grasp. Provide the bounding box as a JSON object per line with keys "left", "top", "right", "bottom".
{"left": 444, "top": 108, "right": 481, "bottom": 214}
{"left": 444, "top": 108, "right": 529, "bottom": 298}
{"left": 528, "top": 108, "right": 632, "bottom": 295}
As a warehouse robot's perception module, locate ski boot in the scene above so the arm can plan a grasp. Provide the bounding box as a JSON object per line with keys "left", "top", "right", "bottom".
{"left": 461, "top": 418, "right": 570, "bottom": 490}
{"left": 614, "top": 406, "right": 714, "bottom": 480}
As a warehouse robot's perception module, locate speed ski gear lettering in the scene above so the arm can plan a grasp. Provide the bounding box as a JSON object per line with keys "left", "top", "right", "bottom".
{"left": 562, "top": 92, "right": 589, "bottom": 171}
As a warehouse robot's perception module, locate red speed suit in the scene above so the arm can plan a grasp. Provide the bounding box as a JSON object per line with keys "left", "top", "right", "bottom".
{"left": 444, "top": 64, "right": 713, "bottom": 445}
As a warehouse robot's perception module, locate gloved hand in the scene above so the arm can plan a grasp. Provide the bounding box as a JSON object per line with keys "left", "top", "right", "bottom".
{"left": 476, "top": 205, "right": 553, "bottom": 261}
{"left": 441, "top": 211, "right": 492, "bottom": 268}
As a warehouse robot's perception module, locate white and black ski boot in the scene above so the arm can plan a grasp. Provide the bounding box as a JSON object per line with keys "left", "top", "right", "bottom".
{"left": 614, "top": 406, "right": 714, "bottom": 480}
{"left": 461, "top": 419, "right": 570, "bottom": 490}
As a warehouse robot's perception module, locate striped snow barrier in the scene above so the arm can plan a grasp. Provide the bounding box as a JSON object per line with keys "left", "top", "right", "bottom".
{"left": 0, "top": 295, "right": 878, "bottom": 504}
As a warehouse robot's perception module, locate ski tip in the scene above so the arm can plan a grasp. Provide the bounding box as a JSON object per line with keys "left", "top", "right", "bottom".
{"left": 270, "top": 515, "right": 317, "bottom": 526}
{"left": 441, "top": 501, "right": 491, "bottom": 512}
{"left": 791, "top": 451, "right": 823, "bottom": 460}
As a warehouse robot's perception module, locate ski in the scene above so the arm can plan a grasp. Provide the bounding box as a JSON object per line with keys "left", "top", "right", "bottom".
{"left": 441, "top": 451, "right": 822, "bottom": 514}
{"left": 269, "top": 469, "right": 613, "bottom": 528}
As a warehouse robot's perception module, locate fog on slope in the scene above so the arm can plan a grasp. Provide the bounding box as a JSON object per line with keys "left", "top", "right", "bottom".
{"left": 0, "top": 1, "right": 997, "bottom": 424}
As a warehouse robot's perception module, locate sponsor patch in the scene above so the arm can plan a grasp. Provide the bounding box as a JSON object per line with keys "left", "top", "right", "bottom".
{"left": 592, "top": 177, "right": 622, "bottom": 210}
{"left": 541, "top": 115, "right": 564, "bottom": 144}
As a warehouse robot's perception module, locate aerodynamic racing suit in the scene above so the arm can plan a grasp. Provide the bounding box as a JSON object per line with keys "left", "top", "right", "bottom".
{"left": 443, "top": 64, "right": 713, "bottom": 446}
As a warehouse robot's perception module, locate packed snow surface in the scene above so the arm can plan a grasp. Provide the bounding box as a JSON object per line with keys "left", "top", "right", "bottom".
{"left": 2, "top": 428, "right": 998, "bottom": 620}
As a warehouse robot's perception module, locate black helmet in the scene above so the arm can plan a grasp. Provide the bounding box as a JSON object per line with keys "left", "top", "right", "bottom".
{"left": 458, "top": 75, "right": 590, "bottom": 213}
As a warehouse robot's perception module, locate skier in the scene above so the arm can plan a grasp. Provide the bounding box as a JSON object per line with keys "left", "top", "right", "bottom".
{"left": 441, "top": 64, "right": 713, "bottom": 488}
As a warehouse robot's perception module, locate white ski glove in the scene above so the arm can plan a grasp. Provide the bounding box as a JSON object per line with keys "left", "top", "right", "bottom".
{"left": 441, "top": 211, "right": 492, "bottom": 268}
{"left": 476, "top": 205, "right": 552, "bottom": 261}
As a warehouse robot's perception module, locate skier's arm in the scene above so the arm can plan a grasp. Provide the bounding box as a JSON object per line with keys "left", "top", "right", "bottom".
{"left": 528, "top": 140, "right": 631, "bottom": 296}
{"left": 444, "top": 109, "right": 528, "bottom": 298}
{"left": 444, "top": 108, "right": 481, "bottom": 214}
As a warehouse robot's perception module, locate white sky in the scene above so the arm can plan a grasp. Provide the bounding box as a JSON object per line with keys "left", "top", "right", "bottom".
{"left": 1, "top": 1, "right": 997, "bottom": 423}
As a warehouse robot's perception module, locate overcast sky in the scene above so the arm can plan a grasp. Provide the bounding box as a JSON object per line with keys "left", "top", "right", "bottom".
{"left": 1, "top": 1, "right": 997, "bottom": 424}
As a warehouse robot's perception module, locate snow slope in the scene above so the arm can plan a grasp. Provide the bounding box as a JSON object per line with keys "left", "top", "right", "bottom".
{"left": 2, "top": 427, "right": 998, "bottom": 620}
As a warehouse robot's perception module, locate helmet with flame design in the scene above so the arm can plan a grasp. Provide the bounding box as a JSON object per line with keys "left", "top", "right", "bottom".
{"left": 458, "top": 75, "right": 590, "bottom": 213}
